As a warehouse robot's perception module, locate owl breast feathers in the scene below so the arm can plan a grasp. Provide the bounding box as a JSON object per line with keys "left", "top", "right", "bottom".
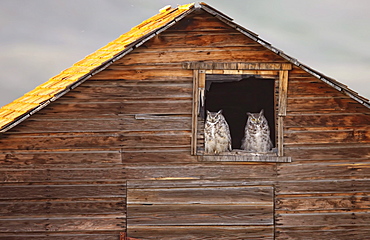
{"left": 204, "top": 110, "right": 232, "bottom": 154}
{"left": 241, "top": 109, "right": 272, "bottom": 152}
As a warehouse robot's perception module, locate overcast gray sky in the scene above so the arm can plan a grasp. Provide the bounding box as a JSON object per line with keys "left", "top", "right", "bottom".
{"left": 1, "top": 0, "right": 369, "bottom": 107}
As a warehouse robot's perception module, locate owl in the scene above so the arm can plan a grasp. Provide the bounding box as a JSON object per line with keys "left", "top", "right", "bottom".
{"left": 204, "top": 110, "right": 232, "bottom": 155}
{"left": 241, "top": 109, "right": 272, "bottom": 152}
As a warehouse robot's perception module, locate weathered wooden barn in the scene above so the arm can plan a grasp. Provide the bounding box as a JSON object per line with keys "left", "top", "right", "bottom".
{"left": 0, "top": 2, "right": 369, "bottom": 239}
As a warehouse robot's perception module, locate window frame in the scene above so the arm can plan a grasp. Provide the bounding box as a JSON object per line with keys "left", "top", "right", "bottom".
{"left": 185, "top": 62, "right": 292, "bottom": 162}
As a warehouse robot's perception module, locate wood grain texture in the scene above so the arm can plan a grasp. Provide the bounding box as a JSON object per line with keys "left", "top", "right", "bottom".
{"left": 128, "top": 185, "right": 273, "bottom": 205}
{"left": 145, "top": 32, "right": 258, "bottom": 48}
{"left": 0, "top": 232, "right": 121, "bottom": 240}
{"left": 285, "top": 113, "right": 370, "bottom": 128}
{"left": 127, "top": 182, "right": 274, "bottom": 239}
{"left": 9, "top": 115, "right": 192, "bottom": 134}
{"left": 128, "top": 205, "right": 273, "bottom": 226}
{"left": 0, "top": 200, "right": 125, "bottom": 216}
{"left": 122, "top": 151, "right": 197, "bottom": 163}
{"left": 284, "top": 144, "right": 370, "bottom": 162}
{"left": 0, "top": 183, "right": 126, "bottom": 200}
{"left": 0, "top": 166, "right": 124, "bottom": 183}
{"left": 128, "top": 226, "right": 273, "bottom": 240}
{"left": 277, "top": 162, "right": 370, "bottom": 180}
{"left": 277, "top": 212, "right": 370, "bottom": 227}
{"left": 127, "top": 179, "right": 276, "bottom": 189}
{"left": 124, "top": 164, "right": 276, "bottom": 180}
{"left": 276, "top": 194, "right": 370, "bottom": 211}
{"left": 0, "top": 151, "right": 121, "bottom": 165}
{"left": 0, "top": 217, "right": 125, "bottom": 232}
{"left": 0, "top": 132, "right": 123, "bottom": 150}
{"left": 64, "top": 81, "right": 193, "bottom": 100}
{"left": 276, "top": 228, "right": 370, "bottom": 240}
{"left": 90, "top": 69, "right": 192, "bottom": 81}
{"left": 276, "top": 179, "right": 370, "bottom": 194}
{"left": 0, "top": 131, "right": 191, "bottom": 151}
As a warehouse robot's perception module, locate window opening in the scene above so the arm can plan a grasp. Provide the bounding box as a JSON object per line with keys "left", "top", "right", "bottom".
{"left": 204, "top": 75, "right": 275, "bottom": 150}
{"left": 186, "top": 63, "right": 292, "bottom": 162}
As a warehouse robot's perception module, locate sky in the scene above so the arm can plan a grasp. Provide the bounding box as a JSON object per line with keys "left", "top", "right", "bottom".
{"left": 1, "top": 0, "right": 369, "bottom": 107}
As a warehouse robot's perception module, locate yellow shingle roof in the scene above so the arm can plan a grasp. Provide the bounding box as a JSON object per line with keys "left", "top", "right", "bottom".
{"left": 0, "top": 3, "right": 195, "bottom": 132}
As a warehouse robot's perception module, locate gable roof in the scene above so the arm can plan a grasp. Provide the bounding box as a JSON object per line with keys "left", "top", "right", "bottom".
{"left": 0, "top": 3, "right": 195, "bottom": 132}
{"left": 0, "top": 2, "right": 369, "bottom": 133}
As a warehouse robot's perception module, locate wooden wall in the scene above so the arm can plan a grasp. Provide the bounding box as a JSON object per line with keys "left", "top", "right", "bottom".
{"left": 0, "top": 88, "right": 126, "bottom": 239}
{"left": 275, "top": 66, "right": 370, "bottom": 239}
{"left": 0, "top": 8, "right": 369, "bottom": 239}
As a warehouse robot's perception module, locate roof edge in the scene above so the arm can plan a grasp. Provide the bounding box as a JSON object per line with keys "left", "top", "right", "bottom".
{"left": 0, "top": 3, "right": 196, "bottom": 133}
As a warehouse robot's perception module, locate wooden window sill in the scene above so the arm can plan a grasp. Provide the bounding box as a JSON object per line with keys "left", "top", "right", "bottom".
{"left": 197, "top": 150, "right": 291, "bottom": 162}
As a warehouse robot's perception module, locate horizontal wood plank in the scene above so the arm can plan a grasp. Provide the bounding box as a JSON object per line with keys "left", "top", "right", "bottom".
{"left": 128, "top": 226, "right": 273, "bottom": 240}
{"left": 277, "top": 212, "right": 370, "bottom": 227}
{"left": 0, "top": 200, "right": 124, "bottom": 216}
{"left": 0, "top": 217, "right": 124, "bottom": 232}
{"left": 121, "top": 48, "right": 284, "bottom": 65}
{"left": 122, "top": 151, "right": 197, "bottom": 163}
{"left": 0, "top": 184, "right": 125, "bottom": 200}
{"left": 125, "top": 164, "right": 276, "bottom": 180}
{"left": 276, "top": 226, "right": 370, "bottom": 240}
{"left": 168, "top": 13, "right": 236, "bottom": 31}
{"left": 276, "top": 194, "right": 370, "bottom": 211}
{"left": 287, "top": 97, "right": 363, "bottom": 113}
{"left": 0, "top": 131, "right": 191, "bottom": 150}
{"left": 0, "top": 232, "right": 121, "bottom": 240}
{"left": 277, "top": 162, "right": 370, "bottom": 180}
{"left": 127, "top": 179, "right": 275, "bottom": 189}
{"left": 0, "top": 167, "right": 124, "bottom": 183}
{"left": 285, "top": 113, "right": 370, "bottom": 128}
{"left": 288, "top": 80, "right": 342, "bottom": 95}
{"left": 128, "top": 186, "right": 273, "bottom": 205}
{"left": 284, "top": 144, "right": 370, "bottom": 161}
{"left": 284, "top": 128, "right": 370, "bottom": 145}
{"left": 0, "top": 151, "right": 121, "bottom": 165}
{"left": 276, "top": 179, "right": 370, "bottom": 194}
{"left": 144, "top": 32, "right": 257, "bottom": 48}
{"left": 0, "top": 133, "right": 122, "bottom": 150}
{"left": 34, "top": 100, "right": 192, "bottom": 117}
{"left": 128, "top": 205, "right": 273, "bottom": 226}
{"left": 64, "top": 81, "right": 192, "bottom": 100}
{"left": 10, "top": 114, "right": 192, "bottom": 133}
{"left": 90, "top": 69, "right": 192, "bottom": 81}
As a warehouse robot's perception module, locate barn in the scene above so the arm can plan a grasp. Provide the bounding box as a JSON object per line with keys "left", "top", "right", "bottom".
{"left": 0, "top": 2, "right": 369, "bottom": 239}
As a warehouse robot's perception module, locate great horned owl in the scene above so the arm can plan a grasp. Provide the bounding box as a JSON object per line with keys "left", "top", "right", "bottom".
{"left": 204, "top": 110, "right": 232, "bottom": 155}
{"left": 241, "top": 109, "right": 272, "bottom": 152}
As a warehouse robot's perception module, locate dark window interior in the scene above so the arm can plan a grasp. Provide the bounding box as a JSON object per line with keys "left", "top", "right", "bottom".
{"left": 204, "top": 75, "right": 275, "bottom": 149}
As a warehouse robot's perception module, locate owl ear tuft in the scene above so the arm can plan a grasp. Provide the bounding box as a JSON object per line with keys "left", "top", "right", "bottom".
{"left": 259, "top": 109, "right": 264, "bottom": 116}
{"left": 217, "top": 109, "right": 223, "bottom": 114}
{"left": 247, "top": 112, "right": 252, "bottom": 117}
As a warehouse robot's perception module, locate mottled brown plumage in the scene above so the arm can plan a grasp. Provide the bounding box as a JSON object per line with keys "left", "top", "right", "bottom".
{"left": 241, "top": 109, "right": 272, "bottom": 152}
{"left": 204, "top": 110, "right": 232, "bottom": 154}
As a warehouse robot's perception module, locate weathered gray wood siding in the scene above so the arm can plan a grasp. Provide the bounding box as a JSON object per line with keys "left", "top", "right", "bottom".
{"left": 0, "top": 8, "right": 369, "bottom": 240}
